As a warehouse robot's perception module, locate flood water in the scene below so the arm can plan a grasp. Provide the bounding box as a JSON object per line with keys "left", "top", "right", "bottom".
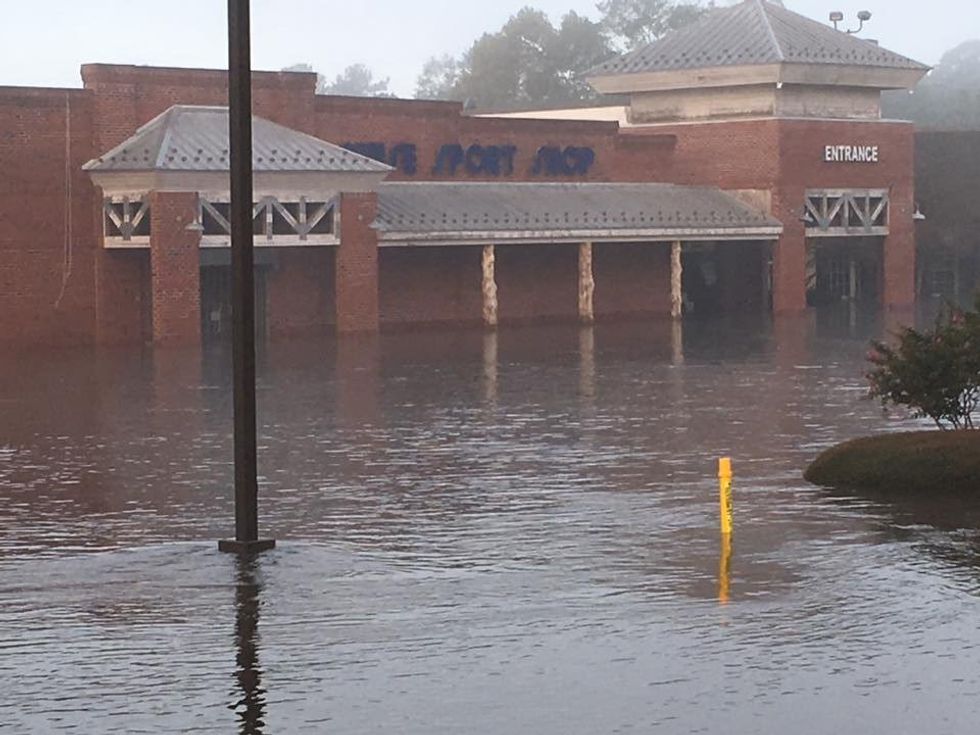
{"left": 4, "top": 310, "right": 980, "bottom": 733}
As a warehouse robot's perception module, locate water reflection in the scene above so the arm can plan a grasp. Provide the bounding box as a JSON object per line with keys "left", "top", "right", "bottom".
{"left": 820, "top": 487, "right": 980, "bottom": 591}
{"left": 232, "top": 556, "right": 267, "bottom": 735}
{"left": 6, "top": 308, "right": 980, "bottom": 733}
{"left": 483, "top": 330, "right": 498, "bottom": 406}
{"left": 718, "top": 532, "right": 732, "bottom": 605}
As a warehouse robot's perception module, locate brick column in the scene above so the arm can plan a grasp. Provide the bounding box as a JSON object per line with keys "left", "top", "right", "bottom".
{"left": 771, "top": 191, "right": 808, "bottom": 313}
{"left": 883, "top": 187, "right": 916, "bottom": 309}
{"left": 337, "top": 192, "right": 380, "bottom": 333}
{"left": 149, "top": 191, "right": 201, "bottom": 344}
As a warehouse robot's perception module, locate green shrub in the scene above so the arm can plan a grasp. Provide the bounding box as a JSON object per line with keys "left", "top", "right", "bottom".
{"left": 867, "top": 296, "right": 980, "bottom": 430}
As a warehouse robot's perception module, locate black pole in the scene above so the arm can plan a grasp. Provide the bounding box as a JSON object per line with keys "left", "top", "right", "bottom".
{"left": 220, "top": 0, "right": 274, "bottom": 554}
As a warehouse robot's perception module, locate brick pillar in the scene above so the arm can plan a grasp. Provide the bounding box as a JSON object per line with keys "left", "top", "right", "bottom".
{"left": 883, "top": 187, "right": 916, "bottom": 309}
{"left": 337, "top": 192, "right": 379, "bottom": 333}
{"left": 772, "top": 196, "right": 808, "bottom": 313}
{"left": 772, "top": 230, "right": 807, "bottom": 313}
{"left": 93, "top": 191, "right": 151, "bottom": 345}
{"left": 149, "top": 191, "right": 201, "bottom": 344}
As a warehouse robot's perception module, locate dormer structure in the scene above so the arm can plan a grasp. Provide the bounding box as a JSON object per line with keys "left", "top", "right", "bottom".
{"left": 84, "top": 105, "right": 390, "bottom": 250}
{"left": 588, "top": 0, "right": 929, "bottom": 124}
{"left": 83, "top": 104, "right": 390, "bottom": 342}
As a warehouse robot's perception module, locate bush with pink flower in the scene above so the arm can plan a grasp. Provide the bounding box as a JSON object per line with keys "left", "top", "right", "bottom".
{"left": 867, "top": 296, "right": 980, "bottom": 430}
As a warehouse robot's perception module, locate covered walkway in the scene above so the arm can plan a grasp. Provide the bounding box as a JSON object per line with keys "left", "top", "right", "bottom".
{"left": 375, "top": 182, "right": 782, "bottom": 325}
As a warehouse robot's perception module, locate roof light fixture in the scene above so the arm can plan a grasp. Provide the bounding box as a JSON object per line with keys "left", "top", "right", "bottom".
{"left": 830, "top": 10, "right": 872, "bottom": 34}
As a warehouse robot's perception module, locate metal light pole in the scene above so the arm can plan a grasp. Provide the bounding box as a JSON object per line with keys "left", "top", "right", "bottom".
{"left": 219, "top": 0, "right": 275, "bottom": 555}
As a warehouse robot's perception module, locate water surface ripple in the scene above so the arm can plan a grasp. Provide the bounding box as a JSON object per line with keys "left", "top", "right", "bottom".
{"left": 3, "top": 315, "right": 980, "bottom": 733}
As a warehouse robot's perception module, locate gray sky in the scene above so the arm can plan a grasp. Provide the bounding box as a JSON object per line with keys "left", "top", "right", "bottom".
{"left": 1, "top": 1, "right": 975, "bottom": 96}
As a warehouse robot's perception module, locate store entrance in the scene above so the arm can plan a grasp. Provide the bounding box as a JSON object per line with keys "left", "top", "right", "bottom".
{"left": 806, "top": 237, "right": 883, "bottom": 307}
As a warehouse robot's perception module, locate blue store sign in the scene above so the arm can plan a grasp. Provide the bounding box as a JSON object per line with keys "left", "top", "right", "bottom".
{"left": 342, "top": 141, "right": 596, "bottom": 177}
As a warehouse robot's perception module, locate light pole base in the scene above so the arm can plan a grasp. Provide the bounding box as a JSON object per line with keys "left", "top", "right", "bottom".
{"left": 218, "top": 539, "right": 277, "bottom": 555}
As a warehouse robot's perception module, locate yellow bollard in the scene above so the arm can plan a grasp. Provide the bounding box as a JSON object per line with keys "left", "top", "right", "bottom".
{"left": 717, "top": 457, "right": 734, "bottom": 604}
{"left": 718, "top": 531, "right": 732, "bottom": 605}
{"left": 718, "top": 458, "right": 733, "bottom": 536}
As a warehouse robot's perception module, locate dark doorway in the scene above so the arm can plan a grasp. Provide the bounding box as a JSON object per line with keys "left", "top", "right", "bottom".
{"left": 682, "top": 242, "right": 769, "bottom": 317}
{"left": 806, "top": 237, "right": 883, "bottom": 307}
{"left": 200, "top": 265, "right": 268, "bottom": 344}
{"left": 682, "top": 244, "right": 722, "bottom": 316}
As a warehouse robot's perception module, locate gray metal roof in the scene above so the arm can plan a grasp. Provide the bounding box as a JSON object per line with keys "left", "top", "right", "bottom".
{"left": 83, "top": 105, "right": 390, "bottom": 173}
{"left": 375, "top": 182, "right": 781, "bottom": 242}
{"left": 592, "top": 0, "right": 927, "bottom": 77}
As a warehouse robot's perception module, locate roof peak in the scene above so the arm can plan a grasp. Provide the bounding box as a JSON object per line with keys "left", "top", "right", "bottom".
{"left": 591, "top": 0, "right": 927, "bottom": 80}
{"left": 85, "top": 104, "right": 392, "bottom": 175}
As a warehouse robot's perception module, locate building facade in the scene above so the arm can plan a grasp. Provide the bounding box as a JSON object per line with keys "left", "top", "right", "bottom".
{"left": 0, "top": 0, "right": 929, "bottom": 346}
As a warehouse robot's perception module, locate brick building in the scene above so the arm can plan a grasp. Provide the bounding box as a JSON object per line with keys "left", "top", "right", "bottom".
{"left": 914, "top": 131, "right": 980, "bottom": 303}
{"left": 0, "top": 0, "right": 928, "bottom": 346}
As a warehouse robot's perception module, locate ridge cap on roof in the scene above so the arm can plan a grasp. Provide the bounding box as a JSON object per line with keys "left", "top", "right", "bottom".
{"left": 154, "top": 107, "right": 179, "bottom": 169}
{"left": 755, "top": 0, "right": 786, "bottom": 63}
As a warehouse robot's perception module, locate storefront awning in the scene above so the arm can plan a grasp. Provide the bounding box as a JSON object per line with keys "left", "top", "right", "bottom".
{"left": 375, "top": 182, "right": 782, "bottom": 246}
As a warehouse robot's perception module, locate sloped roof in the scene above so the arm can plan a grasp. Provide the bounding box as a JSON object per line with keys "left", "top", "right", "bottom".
{"left": 83, "top": 105, "right": 390, "bottom": 173}
{"left": 592, "top": 0, "right": 927, "bottom": 78}
{"left": 375, "top": 182, "right": 781, "bottom": 243}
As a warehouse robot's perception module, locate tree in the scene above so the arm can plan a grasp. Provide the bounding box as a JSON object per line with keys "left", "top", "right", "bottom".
{"left": 282, "top": 62, "right": 393, "bottom": 97}
{"left": 867, "top": 298, "right": 980, "bottom": 430}
{"left": 414, "top": 1, "right": 707, "bottom": 108}
{"left": 454, "top": 8, "right": 609, "bottom": 108}
{"left": 552, "top": 11, "right": 619, "bottom": 101}
{"left": 416, "top": 55, "right": 463, "bottom": 101}
{"left": 414, "top": 7, "right": 612, "bottom": 109}
{"left": 882, "top": 40, "right": 980, "bottom": 130}
{"left": 321, "top": 63, "right": 393, "bottom": 97}
{"left": 597, "top": 0, "right": 712, "bottom": 51}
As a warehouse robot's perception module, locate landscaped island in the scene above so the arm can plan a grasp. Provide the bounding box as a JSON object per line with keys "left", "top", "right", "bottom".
{"left": 806, "top": 297, "right": 979, "bottom": 493}
{"left": 805, "top": 431, "right": 980, "bottom": 493}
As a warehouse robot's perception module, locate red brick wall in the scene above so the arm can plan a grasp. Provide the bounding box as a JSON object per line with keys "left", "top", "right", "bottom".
{"left": 149, "top": 191, "right": 200, "bottom": 344}
{"left": 777, "top": 119, "right": 916, "bottom": 310}
{"left": 265, "top": 248, "right": 335, "bottom": 337}
{"left": 81, "top": 65, "right": 319, "bottom": 152}
{"left": 312, "top": 96, "right": 673, "bottom": 184}
{"left": 95, "top": 248, "right": 151, "bottom": 345}
{"left": 496, "top": 244, "right": 578, "bottom": 322}
{"left": 635, "top": 117, "right": 917, "bottom": 311}
{"left": 0, "top": 64, "right": 923, "bottom": 344}
{"left": 625, "top": 119, "right": 781, "bottom": 188}
{"left": 379, "top": 246, "right": 483, "bottom": 326}
{"left": 337, "top": 193, "right": 380, "bottom": 332}
{"left": 0, "top": 87, "right": 97, "bottom": 344}
{"left": 593, "top": 242, "right": 672, "bottom": 317}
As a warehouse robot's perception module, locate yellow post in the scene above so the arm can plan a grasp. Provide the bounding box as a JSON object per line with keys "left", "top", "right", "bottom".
{"left": 718, "top": 457, "right": 733, "bottom": 536}
{"left": 717, "top": 457, "right": 733, "bottom": 604}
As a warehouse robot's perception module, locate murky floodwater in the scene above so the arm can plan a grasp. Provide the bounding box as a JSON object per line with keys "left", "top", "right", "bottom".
{"left": 4, "top": 310, "right": 980, "bottom": 734}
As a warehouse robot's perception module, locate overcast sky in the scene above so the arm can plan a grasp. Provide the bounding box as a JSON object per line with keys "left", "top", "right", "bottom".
{"left": 1, "top": 1, "right": 975, "bottom": 96}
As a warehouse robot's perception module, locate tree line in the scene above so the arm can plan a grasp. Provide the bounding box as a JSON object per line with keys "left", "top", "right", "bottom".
{"left": 285, "top": 0, "right": 980, "bottom": 128}
{"left": 285, "top": 1, "right": 711, "bottom": 108}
